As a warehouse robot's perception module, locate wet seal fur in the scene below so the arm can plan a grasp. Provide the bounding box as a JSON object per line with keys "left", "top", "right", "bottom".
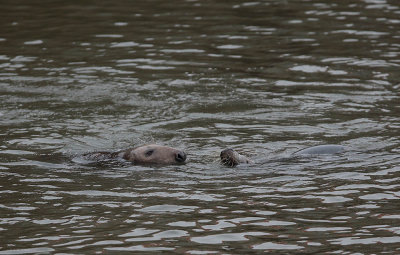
{"left": 220, "top": 148, "right": 254, "bottom": 167}
{"left": 83, "top": 144, "right": 187, "bottom": 165}
{"left": 220, "top": 144, "right": 345, "bottom": 167}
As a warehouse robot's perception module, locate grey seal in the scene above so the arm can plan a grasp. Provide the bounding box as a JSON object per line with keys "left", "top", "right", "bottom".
{"left": 83, "top": 144, "right": 187, "bottom": 165}
{"left": 220, "top": 144, "right": 345, "bottom": 167}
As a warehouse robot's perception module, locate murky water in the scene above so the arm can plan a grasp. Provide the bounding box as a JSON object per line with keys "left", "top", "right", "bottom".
{"left": 1, "top": 0, "right": 400, "bottom": 254}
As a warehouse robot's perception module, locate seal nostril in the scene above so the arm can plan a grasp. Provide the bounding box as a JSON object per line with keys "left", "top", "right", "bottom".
{"left": 175, "top": 151, "right": 187, "bottom": 163}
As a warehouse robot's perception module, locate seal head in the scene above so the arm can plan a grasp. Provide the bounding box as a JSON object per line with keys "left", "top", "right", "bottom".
{"left": 220, "top": 148, "right": 252, "bottom": 167}
{"left": 123, "top": 144, "right": 187, "bottom": 165}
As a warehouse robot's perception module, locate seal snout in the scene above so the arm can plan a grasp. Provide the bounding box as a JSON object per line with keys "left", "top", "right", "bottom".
{"left": 175, "top": 151, "right": 187, "bottom": 163}
{"left": 220, "top": 148, "right": 239, "bottom": 167}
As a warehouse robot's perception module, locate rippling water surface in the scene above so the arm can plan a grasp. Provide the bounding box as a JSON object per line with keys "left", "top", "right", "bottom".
{"left": 1, "top": 0, "right": 400, "bottom": 254}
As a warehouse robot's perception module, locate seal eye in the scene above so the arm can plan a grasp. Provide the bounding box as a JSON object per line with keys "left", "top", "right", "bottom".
{"left": 145, "top": 149, "right": 154, "bottom": 157}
